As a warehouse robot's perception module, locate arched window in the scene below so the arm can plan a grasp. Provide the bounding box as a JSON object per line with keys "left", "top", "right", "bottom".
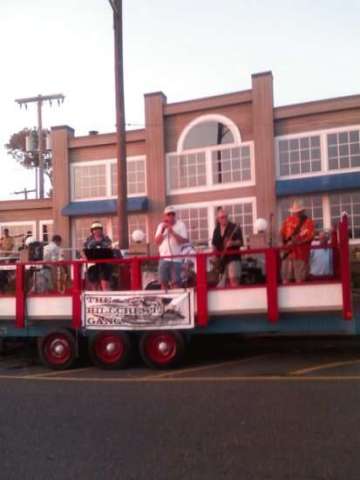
{"left": 178, "top": 115, "right": 241, "bottom": 152}
{"left": 167, "top": 114, "right": 253, "bottom": 193}
{"left": 182, "top": 121, "right": 234, "bottom": 150}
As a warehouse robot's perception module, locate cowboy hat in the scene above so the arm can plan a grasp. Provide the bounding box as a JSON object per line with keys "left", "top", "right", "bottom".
{"left": 289, "top": 200, "right": 305, "bottom": 214}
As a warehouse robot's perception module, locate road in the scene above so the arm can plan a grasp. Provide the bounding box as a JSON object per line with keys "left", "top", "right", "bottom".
{"left": 1, "top": 336, "right": 360, "bottom": 480}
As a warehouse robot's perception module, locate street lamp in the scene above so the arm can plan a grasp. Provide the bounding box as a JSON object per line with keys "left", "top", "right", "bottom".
{"left": 108, "top": 0, "right": 129, "bottom": 249}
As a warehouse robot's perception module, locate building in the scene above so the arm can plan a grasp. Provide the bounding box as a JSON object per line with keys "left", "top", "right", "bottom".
{"left": 1, "top": 71, "right": 360, "bottom": 253}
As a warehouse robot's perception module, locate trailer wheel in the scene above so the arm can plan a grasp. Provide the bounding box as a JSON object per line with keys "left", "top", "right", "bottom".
{"left": 89, "top": 332, "right": 132, "bottom": 369}
{"left": 38, "top": 329, "right": 76, "bottom": 370}
{"left": 139, "top": 331, "right": 185, "bottom": 369}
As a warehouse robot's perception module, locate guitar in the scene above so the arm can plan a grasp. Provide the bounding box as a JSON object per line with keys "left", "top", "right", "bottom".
{"left": 211, "top": 224, "right": 242, "bottom": 275}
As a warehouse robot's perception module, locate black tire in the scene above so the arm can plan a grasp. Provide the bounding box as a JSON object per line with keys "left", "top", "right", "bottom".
{"left": 37, "top": 329, "right": 77, "bottom": 370}
{"left": 88, "top": 332, "right": 132, "bottom": 369}
{"left": 139, "top": 331, "right": 186, "bottom": 369}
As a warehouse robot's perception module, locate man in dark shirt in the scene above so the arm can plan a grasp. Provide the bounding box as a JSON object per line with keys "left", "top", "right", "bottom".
{"left": 83, "top": 221, "right": 113, "bottom": 290}
{"left": 212, "top": 207, "right": 243, "bottom": 287}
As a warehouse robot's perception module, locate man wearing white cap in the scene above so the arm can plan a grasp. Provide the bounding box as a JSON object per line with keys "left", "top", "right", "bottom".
{"left": 155, "top": 206, "right": 188, "bottom": 289}
{"left": 280, "top": 200, "right": 315, "bottom": 283}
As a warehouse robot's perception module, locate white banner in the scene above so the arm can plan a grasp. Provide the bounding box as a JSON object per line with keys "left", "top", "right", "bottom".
{"left": 83, "top": 289, "right": 195, "bottom": 331}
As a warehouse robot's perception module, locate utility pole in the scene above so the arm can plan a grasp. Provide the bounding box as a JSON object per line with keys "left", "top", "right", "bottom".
{"left": 15, "top": 94, "right": 65, "bottom": 199}
{"left": 13, "top": 188, "right": 36, "bottom": 200}
{"left": 108, "top": 0, "right": 129, "bottom": 249}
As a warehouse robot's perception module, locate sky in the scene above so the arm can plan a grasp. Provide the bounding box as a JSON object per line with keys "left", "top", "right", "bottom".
{"left": 0, "top": 0, "right": 359, "bottom": 200}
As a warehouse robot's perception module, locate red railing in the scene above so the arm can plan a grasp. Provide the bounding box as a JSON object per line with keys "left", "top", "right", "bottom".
{"left": 0, "top": 215, "right": 352, "bottom": 330}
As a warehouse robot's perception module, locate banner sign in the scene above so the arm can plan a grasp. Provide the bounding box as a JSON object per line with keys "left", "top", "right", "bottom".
{"left": 83, "top": 289, "right": 194, "bottom": 331}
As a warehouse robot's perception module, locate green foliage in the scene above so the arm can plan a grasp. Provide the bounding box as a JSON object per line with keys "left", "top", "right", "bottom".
{"left": 5, "top": 128, "right": 53, "bottom": 185}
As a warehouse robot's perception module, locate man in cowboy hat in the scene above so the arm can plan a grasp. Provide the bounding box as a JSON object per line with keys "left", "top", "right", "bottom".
{"left": 280, "top": 200, "right": 315, "bottom": 283}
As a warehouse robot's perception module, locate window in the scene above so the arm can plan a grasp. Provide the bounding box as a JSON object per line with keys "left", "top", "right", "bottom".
{"left": 220, "top": 202, "right": 254, "bottom": 237}
{"left": 168, "top": 116, "right": 253, "bottom": 193}
{"left": 177, "top": 207, "right": 209, "bottom": 245}
{"left": 327, "top": 129, "right": 360, "bottom": 170}
{"left": 182, "top": 121, "right": 235, "bottom": 150}
{"left": 174, "top": 199, "right": 256, "bottom": 247}
{"left": 0, "top": 222, "right": 36, "bottom": 249}
{"left": 330, "top": 191, "right": 360, "bottom": 239}
{"left": 40, "top": 221, "right": 54, "bottom": 244}
{"left": 278, "top": 196, "right": 324, "bottom": 231}
{"left": 111, "top": 158, "right": 146, "bottom": 196}
{"left": 72, "top": 157, "right": 146, "bottom": 201}
{"left": 278, "top": 136, "right": 321, "bottom": 177}
{"left": 73, "top": 164, "right": 107, "bottom": 200}
{"left": 212, "top": 146, "right": 251, "bottom": 184}
{"left": 112, "top": 215, "right": 148, "bottom": 244}
{"left": 168, "top": 152, "right": 206, "bottom": 190}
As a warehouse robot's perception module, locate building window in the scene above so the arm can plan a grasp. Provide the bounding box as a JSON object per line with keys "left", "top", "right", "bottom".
{"left": 330, "top": 192, "right": 360, "bottom": 239}
{"left": 168, "top": 116, "right": 253, "bottom": 193}
{"left": 182, "top": 121, "right": 235, "bottom": 150}
{"left": 0, "top": 223, "right": 35, "bottom": 249}
{"left": 168, "top": 152, "right": 207, "bottom": 190}
{"left": 327, "top": 129, "right": 360, "bottom": 170}
{"left": 278, "top": 136, "right": 321, "bottom": 177}
{"left": 212, "top": 146, "right": 251, "bottom": 184}
{"left": 177, "top": 207, "right": 209, "bottom": 245}
{"left": 111, "top": 158, "right": 146, "bottom": 196}
{"left": 219, "top": 202, "right": 254, "bottom": 237}
{"left": 173, "top": 199, "right": 256, "bottom": 247}
{"left": 278, "top": 196, "right": 324, "bottom": 231}
{"left": 40, "top": 221, "right": 54, "bottom": 244}
{"left": 111, "top": 215, "right": 148, "bottom": 244}
{"left": 73, "top": 164, "right": 107, "bottom": 200}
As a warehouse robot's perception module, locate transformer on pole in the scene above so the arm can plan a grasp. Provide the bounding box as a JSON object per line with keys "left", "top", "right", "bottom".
{"left": 15, "top": 94, "right": 65, "bottom": 199}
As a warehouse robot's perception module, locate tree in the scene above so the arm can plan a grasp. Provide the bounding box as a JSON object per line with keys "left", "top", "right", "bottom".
{"left": 5, "top": 128, "right": 53, "bottom": 187}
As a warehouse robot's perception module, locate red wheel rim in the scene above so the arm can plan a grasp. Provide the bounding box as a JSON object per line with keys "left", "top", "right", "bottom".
{"left": 94, "top": 334, "right": 125, "bottom": 365}
{"left": 144, "top": 333, "right": 177, "bottom": 365}
{"left": 43, "top": 333, "right": 72, "bottom": 366}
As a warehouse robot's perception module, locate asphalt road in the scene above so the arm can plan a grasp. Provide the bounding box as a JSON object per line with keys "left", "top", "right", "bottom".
{"left": 1, "top": 337, "right": 360, "bottom": 480}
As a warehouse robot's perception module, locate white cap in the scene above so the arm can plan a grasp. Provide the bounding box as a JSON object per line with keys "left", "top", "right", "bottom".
{"left": 164, "top": 206, "right": 176, "bottom": 214}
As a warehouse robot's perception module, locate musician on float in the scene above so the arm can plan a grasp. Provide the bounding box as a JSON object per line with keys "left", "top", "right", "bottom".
{"left": 211, "top": 207, "right": 244, "bottom": 287}
{"left": 155, "top": 206, "right": 188, "bottom": 289}
{"left": 280, "top": 200, "right": 315, "bottom": 284}
{"left": 83, "top": 221, "right": 113, "bottom": 291}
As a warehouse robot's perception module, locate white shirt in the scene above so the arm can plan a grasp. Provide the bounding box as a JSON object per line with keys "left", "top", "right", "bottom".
{"left": 43, "top": 242, "right": 63, "bottom": 262}
{"left": 155, "top": 220, "right": 188, "bottom": 261}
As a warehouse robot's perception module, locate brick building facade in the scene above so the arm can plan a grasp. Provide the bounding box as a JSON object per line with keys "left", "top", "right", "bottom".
{"left": 1, "top": 71, "right": 360, "bottom": 253}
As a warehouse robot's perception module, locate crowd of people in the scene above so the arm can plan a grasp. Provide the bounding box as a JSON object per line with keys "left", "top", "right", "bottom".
{"left": 0, "top": 199, "right": 334, "bottom": 294}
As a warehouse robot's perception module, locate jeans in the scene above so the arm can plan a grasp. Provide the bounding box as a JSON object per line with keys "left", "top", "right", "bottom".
{"left": 159, "top": 260, "right": 182, "bottom": 286}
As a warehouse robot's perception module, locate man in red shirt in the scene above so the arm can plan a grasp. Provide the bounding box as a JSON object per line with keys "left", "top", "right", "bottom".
{"left": 280, "top": 200, "right": 315, "bottom": 283}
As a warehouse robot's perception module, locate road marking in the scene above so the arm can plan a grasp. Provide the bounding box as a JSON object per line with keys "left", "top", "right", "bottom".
{"left": 148, "top": 354, "right": 273, "bottom": 379}
{"left": 1, "top": 374, "right": 360, "bottom": 383}
{"left": 24, "top": 367, "right": 95, "bottom": 379}
{"left": 291, "top": 358, "right": 360, "bottom": 376}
